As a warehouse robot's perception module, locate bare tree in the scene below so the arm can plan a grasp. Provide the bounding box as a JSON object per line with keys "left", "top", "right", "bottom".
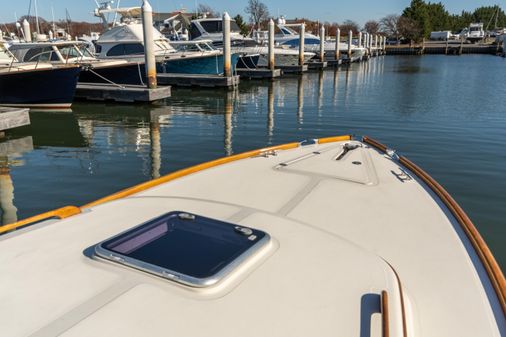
{"left": 339, "top": 20, "right": 360, "bottom": 34}
{"left": 380, "top": 14, "right": 400, "bottom": 39}
{"left": 364, "top": 20, "right": 380, "bottom": 34}
{"left": 245, "top": 0, "right": 270, "bottom": 30}
{"left": 197, "top": 4, "right": 218, "bottom": 18}
{"left": 397, "top": 16, "right": 421, "bottom": 42}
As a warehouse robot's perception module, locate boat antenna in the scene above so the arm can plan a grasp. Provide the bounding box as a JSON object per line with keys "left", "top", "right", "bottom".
{"left": 65, "top": 8, "right": 72, "bottom": 37}
{"left": 112, "top": 0, "right": 121, "bottom": 28}
{"left": 27, "top": 0, "right": 33, "bottom": 34}
{"left": 51, "top": 4, "right": 56, "bottom": 34}
{"left": 34, "top": 0, "right": 40, "bottom": 34}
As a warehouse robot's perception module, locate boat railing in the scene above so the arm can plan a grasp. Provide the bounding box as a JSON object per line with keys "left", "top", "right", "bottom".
{"left": 0, "top": 206, "right": 81, "bottom": 234}
{"left": 363, "top": 136, "right": 506, "bottom": 320}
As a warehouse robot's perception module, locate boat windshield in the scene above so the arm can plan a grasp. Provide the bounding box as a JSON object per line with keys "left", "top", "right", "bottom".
{"left": 57, "top": 45, "right": 83, "bottom": 59}
{"left": 0, "top": 45, "right": 14, "bottom": 63}
{"left": 155, "top": 39, "right": 175, "bottom": 52}
{"left": 200, "top": 20, "right": 241, "bottom": 34}
{"left": 172, "top": 43, "right": 202, "bottom": 52}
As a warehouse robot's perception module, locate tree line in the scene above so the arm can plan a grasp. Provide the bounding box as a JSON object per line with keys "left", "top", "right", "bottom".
{"left": 380, "top": 0, "right": 506, "bottom": 42}
{"left": 3, "top": 0, "right": 504, "bottom": 43}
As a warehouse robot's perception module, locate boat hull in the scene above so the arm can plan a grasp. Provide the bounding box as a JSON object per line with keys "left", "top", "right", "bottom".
{"left": 237, "top": 54, "right": 260, "bottom": 69}
{"left": 78, "top": 63, "right": 146, "bottom": 86}
{"left": 0, "top": 66, "right": 80, "bottom": 108}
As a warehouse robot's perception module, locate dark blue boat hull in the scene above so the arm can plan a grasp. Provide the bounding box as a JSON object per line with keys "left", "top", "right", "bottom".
{"left": 237, "top": 54, "right": 260, "bottom": 69}
{"left": 0, "top": 66, "right": 80, "bottom": 108}
{"left": 78, "top": 63, "right": 146, "bottom": 85}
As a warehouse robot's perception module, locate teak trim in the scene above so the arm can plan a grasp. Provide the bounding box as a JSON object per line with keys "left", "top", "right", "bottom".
{"left": 381, "top": 290, "right": 390, "bottom": 337}
{"left": 0, "top": 206, "right": 81, "bottom": 234}
{"left": 363, "top": 135, "right": 506, "bottom": 319}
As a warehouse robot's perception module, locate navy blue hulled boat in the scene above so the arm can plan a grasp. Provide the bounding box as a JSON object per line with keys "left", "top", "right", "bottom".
{"left": 8, "top": 41, "right": 147, "bottom": 86}
{"left": 0, "top": 65, "right": 80, "bottom": 108}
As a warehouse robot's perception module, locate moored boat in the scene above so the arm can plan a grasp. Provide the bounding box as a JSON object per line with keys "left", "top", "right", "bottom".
{"left": 273, "top": 17, "right": 367, "bottom": 61}
{"left": 189, "top": 17, "right": 316, "bottom": 68}
{"left": 0, "top": 42, "right": 80, "bottom": 108}
{"left": 1, "top": 135, "right": 504, "bottom": 336}
{"left": 8, "top": 40, "right": 148, "bottom": 85}
{"left": 94, "top": 5, "right": 237, "bottom": 75}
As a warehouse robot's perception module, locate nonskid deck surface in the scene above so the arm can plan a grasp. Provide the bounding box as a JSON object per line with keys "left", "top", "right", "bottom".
{"left": 0, "top": 140, "right": 504, "bottom": 336}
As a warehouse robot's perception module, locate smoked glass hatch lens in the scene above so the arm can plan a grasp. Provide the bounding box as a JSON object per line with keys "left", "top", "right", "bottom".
{"left": 94, "top": 212, "right": 269, "bottom": 287}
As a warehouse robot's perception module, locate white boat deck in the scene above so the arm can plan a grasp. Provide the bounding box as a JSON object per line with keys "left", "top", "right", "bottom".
{"left": 1, "top": 139, "right": 504, "bottom": 336}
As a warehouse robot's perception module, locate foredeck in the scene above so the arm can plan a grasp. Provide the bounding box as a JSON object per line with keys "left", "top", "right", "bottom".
{"left": 0, "top": 139, "right": 504, "bottom": 336}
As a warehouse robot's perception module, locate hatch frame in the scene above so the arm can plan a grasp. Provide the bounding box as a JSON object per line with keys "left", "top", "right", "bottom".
{"left": 94, "top": 211, "right": 271, "bottom": 288}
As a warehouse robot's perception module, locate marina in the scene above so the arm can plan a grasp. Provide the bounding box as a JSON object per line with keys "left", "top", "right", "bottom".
{"left": 1, "top": 0, "right": 506, "bottom": 336}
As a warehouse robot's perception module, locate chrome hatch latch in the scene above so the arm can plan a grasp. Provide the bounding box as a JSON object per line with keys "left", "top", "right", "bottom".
{"left": 391, "top": 168, "right": 413, "bottom": 182}
{"left": 386, "top": 148, "right": 400, "bottom": 161}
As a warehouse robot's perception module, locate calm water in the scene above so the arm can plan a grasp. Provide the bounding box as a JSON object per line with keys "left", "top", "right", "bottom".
{"left": 1, "top": 55, "right": 505, "bottom": 269}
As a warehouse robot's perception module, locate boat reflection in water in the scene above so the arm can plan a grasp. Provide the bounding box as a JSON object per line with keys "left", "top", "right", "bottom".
{"left": 0, "top": 137, "right": 34, "bottom": 224}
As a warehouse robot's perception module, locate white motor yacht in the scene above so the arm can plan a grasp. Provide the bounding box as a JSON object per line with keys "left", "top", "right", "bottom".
{"left": 273, "top": 17, "right": 366, "bottom": 61}
{"left": 94, "top": 5, "right": 234, "bottom": 75}
{"left": 1, "top": 135, "right": 505, "bottom": 336}
{"left": 190, "top": 17, "right": 314, "bottom": 68}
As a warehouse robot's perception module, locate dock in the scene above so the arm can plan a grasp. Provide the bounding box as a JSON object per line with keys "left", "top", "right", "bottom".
{"left": 386, "top": 43, "right": 498, "bottom": 55}
{"left": 0, "top": 108, "right": 30, "bottom": 136}
{"left": 157, "top": 74, "right": 239, "bottom": 88}
{"left": 75, "top": 83, "right": 171, "bottom": 103}
{"left": 277, "top": 65, "right": 308, "bottom": 74}
{"left": 326, "top": 59, "right": 342, "bottom": 67}
{"left": 236, "top": 68, "right": 281, "bottom": 80}
{"left": 307, "top": 61, "right": 328, "bottom": 70}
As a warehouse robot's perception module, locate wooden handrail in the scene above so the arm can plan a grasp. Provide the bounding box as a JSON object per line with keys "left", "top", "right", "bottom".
{"left": 0, "top": 206, "right": 81, "bottom": 234}
{"left": 381, "top": 290, "right": 390, "bottom": 337}
{"left": 363, "top": 136, "right": 506, "bottom": 319}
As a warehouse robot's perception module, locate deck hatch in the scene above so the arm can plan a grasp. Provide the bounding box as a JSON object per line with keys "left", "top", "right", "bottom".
{"left": 94, "top": 211, "right": 269, "bottom": 287}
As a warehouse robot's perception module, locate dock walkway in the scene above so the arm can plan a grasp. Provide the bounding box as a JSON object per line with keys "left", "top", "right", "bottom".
{"left": 0, "top": 108, "right": 30, "bottom": 135}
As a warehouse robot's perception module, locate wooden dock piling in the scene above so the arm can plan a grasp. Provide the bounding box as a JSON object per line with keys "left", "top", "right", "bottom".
{"left": 142, "top": 0, "right": 157, "bottom": 89}
{"left": 319, "top": 25, "right": 325, "bottom": 62}
{"left": 223, "top": 12, "right": 232, "bottom": 78}
{"left": 268, "top": 19, "right": 275, "bottom": 70}
{"left": 299, "top": 23, "right": 305, "bottom": 66}
{"left": 347, "top": 30, "right": 352, "bottom": 60}
{"left": 335, "top": 28, "right": 340, "bottom": 61}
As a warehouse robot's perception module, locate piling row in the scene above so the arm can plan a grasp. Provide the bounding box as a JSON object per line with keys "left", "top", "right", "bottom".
{"left": 49, "top": 7, "right": 389, "bottom": 104}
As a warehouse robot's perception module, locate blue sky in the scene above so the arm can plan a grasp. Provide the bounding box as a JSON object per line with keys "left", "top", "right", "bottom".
{"left": 0, "top": 0, "right": 500, "bottom": 25}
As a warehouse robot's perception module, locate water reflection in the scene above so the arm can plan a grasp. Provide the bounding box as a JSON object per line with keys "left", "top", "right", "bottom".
{"left": 268, "top": 81, "right": 275, "bottom": 138}
{"left": 318, "top": 70, "right": 324, "bottom": 115}
{"left": 333, "top": 68, "right": 339, "bottom": 103}
{"left": 224, "top": 91, "right": 234, "bottom": 156}
{"left": 0, "top": 136, "right": 34, "bottom": 224}
{"left": 0, "top": 165, "right": 17, "bottom": 225}
{"left": 298, "top": 75, "right": 304, "bottom": 124}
